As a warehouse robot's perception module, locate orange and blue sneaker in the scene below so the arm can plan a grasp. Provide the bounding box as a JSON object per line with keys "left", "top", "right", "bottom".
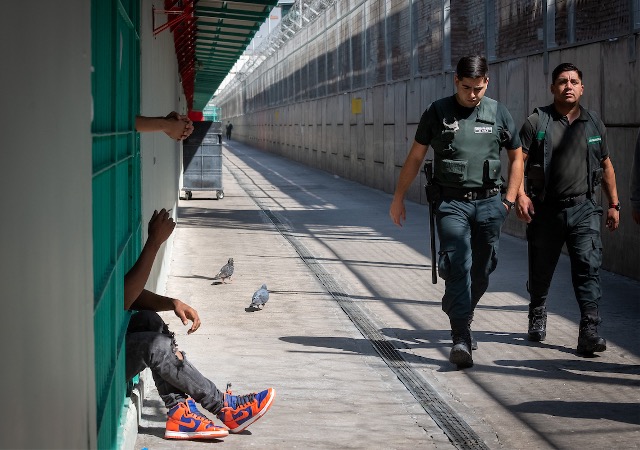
{"left": 165, "top": 397, "right": 229, "bottom": 440}
{"left": 217, "top": 385, "right": 276, "bottom": 433}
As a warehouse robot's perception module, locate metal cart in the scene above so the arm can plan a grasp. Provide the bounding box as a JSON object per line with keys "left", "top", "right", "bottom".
{"left": 182, "top": 121, "right": 224, "bottom": 200}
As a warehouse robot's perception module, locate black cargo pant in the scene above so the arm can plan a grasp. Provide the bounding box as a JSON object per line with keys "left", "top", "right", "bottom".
{"left": 436, "top": 194, "right": 508, "bottom": 321}
{"left": 527, "top": 198, "right": 603, "bottom": 314}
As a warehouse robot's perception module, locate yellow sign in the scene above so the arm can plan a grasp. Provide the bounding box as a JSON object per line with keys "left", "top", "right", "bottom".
{"left": 351, "top": 98, "right": 362, "bottom": 115}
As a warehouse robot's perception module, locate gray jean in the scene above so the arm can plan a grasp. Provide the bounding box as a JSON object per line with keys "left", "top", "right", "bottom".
{"left": 125, "top": 310, "right": 224, "bottom": 413}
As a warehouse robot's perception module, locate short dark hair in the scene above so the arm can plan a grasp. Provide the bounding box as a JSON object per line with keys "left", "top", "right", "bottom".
{"left": 455, "top": 56, "right": 488, "bottom": 79}
{"left": 552, "top": 63, "right": 582, "bottom": 84}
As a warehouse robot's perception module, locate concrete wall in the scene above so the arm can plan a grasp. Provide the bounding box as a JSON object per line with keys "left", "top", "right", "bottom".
{"left": 217, "top": 1, "right": 640, "bottom": 280}
{"left": 0, "top": 1, "right": 96, "bottom": 448}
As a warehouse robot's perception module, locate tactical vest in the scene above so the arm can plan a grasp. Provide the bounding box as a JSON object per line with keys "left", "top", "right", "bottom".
{"left": 526, "top": 105, "right": 605, "bottom": 200}
{"left": 431, "top": 96, "right": 503, "bottom": 189}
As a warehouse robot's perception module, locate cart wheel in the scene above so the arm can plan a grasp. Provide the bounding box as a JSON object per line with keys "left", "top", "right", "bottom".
{"left": 216, "top": 190, "right": 224, "bottom": 200}
{"left": 186, "top": 191, "right": 193, "bottom": 200}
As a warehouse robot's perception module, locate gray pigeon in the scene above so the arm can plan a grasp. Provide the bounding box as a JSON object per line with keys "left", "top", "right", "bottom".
{"left": 249, "top": 284, "right": 269, "bottom": 309}
{"left": 213, "top": 258, "right": 234, "bottom": 283}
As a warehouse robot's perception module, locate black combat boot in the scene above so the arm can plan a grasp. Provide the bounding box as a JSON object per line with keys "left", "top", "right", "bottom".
{"left": 468, "top": 312, "right": 478, "bottom": 350}
{"left": 527, "top": 305, "right": 547, "bottom": 342}
{"left": 577, "top": 311, "right": 606, "bottom": 355}
{"left": 449, "top": 319, "right": 473, "bottom": 369}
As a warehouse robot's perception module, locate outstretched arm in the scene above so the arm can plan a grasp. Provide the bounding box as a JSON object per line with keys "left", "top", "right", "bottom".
{"left": 389, "top": 140, "right": 429, "bottom": 227}
{"left": 135, "top": 112, "right": 194, "bottom": 141}
{"left": 124, "top": 209, "right": 175, "bottom": 309}
{"left": 130, "top": 290, "right": 201, "bottom": 334}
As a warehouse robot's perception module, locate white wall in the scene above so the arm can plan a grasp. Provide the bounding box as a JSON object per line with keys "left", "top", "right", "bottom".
{"left": 139, "top": 0, "right": 186, "bottom": 294}
{"left": 0, "top": 1, "right": 96, "bottom": 448}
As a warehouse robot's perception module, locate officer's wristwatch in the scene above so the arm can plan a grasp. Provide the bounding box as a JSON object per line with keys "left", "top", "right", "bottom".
{"left": 502, "top": 198, "right": 516, "bottom": 211}
{"left": 609, "top": 203, "right": 620, "bottom": 211}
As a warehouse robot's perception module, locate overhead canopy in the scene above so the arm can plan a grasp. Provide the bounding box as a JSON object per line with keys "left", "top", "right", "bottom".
{"left": 158, "top": 0, "right": 279, "bottom": 112}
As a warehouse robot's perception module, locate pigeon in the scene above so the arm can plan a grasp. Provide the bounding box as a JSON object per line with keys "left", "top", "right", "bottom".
{"left": 249, "top": 284, "right": 269, "bottom": 309}
{"left": 213, "top": 258, "right": 234, "bottom": 283}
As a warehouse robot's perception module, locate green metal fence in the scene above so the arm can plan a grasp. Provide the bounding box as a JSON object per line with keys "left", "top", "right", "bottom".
{"left": 203, "top": 104, "right": 221, "bottom": 121}
{"left": 91, "top": 0, "right": 141, "bottom": 448}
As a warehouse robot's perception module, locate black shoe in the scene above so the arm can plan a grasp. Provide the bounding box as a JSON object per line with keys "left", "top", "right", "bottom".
{"left": 449, "top": 324, "right": 473, "bottom": 369}
{"left": 527, "top": 306, "right": 547, "bottom": 342}
{"left": 577, "top": 314, "right": 606, "bottom": 355}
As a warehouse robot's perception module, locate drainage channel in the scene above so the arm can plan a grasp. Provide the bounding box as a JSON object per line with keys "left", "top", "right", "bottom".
{"left": 224, "top": 154, "right": 490, "bottom": 450}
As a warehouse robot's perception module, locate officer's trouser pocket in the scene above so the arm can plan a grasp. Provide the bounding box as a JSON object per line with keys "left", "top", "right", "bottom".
{"left": 438, "top": 248, "right": 454, "bottom": 281}
{"left": 589, "top": 235, "right": 603, "bottom": 276}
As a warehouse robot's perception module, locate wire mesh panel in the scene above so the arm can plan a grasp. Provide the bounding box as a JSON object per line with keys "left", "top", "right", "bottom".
{"left": 351, "top": 5, "right": 366, "bottom": 90}
{"left": 366, "top": 1, "right": 387, "bottom": 85}
{"left": 91, "top": 0, "right": 141, "bottom": 448}
{"left": 414, "top": 0, "right": 444, "bottom": 74}
{"left": 450, "top": 1, "right": 485, "bottom": 67}
{"left": 495, "top": 0, "right": 543, "bottom": 58}
{"left": 326, "top": 17, "right": 340, "bottom": 94}
{"left": 388, "top": 0, "right": 411, "bottom": 80}
{"left": 308, "top": 30, "right": 320, "bottom": 99}
{"left": 338, "top": 18, "right": 351, "bottom": 92}
{"left": 299, "top": 32, "right": 310, "bottom": 99}
{"left": 574, "top": 0, "right": 630, "bottom": 42}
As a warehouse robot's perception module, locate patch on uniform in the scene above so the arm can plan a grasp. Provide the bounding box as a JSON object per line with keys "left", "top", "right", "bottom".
{"left": 588, "top": 136, "right": 602, "bottom": 144}
{"left": 443, "top": 118, "right": 459, "bottom": 132}
{"left": 474, "top": 126, "right": 493, "bottom": 134}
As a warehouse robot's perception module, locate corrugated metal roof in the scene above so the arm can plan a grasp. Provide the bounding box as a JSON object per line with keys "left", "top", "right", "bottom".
{"left": 158, "top": 0, "right": 278, "bottom": 112}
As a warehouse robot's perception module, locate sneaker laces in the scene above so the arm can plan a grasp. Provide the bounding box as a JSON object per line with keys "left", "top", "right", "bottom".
{"left": 227, "top": 392, "right": 256, "bottom": 409}
{"left": 225, "top": 383, "right": 260, "bottom": 409}
{"left": 184, "top": 399, "right": 211, "bottom": 422}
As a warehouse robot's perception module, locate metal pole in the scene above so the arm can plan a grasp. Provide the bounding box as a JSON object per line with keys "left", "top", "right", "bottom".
{"left": 443, "top": 0, "right": 451, "bottom": 71}
{"left": 567, "top": 0, "right": 576, "bottom": 44}
{"left": 485, "top": 0, "right": 496, "bottom": 61}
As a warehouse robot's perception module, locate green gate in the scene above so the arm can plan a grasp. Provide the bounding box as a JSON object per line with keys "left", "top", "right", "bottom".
{"left": 91, "top": 0, "right": 141, "bottom": 448}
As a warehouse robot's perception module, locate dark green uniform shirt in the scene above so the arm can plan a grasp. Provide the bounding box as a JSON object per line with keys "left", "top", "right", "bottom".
{"left": 415, "top": 95, "right": 521, "bottom": 188}
{"left": 520, "top": 105, "right": 609, "bottom": 200}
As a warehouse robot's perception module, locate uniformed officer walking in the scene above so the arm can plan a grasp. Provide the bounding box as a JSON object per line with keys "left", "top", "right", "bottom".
{"left": 390, "top": 56, "right": 524, "bottom": 369}
{"left": 516, "top": 62, "right": 620, "bottom": 355}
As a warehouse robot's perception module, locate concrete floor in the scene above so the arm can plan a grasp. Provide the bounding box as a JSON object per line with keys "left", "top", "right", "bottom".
{"left": 135, "top": 140, "right": 640, "bottom": 450}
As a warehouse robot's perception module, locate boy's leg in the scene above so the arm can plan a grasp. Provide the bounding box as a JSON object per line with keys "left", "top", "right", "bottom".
{"left": 126, "top": 310, "right": 276, "bottom": 435}
{"left": 125, "top": 311, "right": 224, "bottom": 412}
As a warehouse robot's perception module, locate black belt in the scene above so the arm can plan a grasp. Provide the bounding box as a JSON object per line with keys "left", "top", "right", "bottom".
{"left": 544, "top": 193, "right": 588, "bottom": 208}
{"left": 440, "top": 186, "right": 500, "bottom": 201}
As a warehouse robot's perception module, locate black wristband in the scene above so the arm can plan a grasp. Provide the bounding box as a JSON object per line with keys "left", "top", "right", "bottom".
{"left": 609, "top": 203, "right": 620, "bottom": 211}
{"left": 503, "top": 198, "right": 515, "bottom": 211}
